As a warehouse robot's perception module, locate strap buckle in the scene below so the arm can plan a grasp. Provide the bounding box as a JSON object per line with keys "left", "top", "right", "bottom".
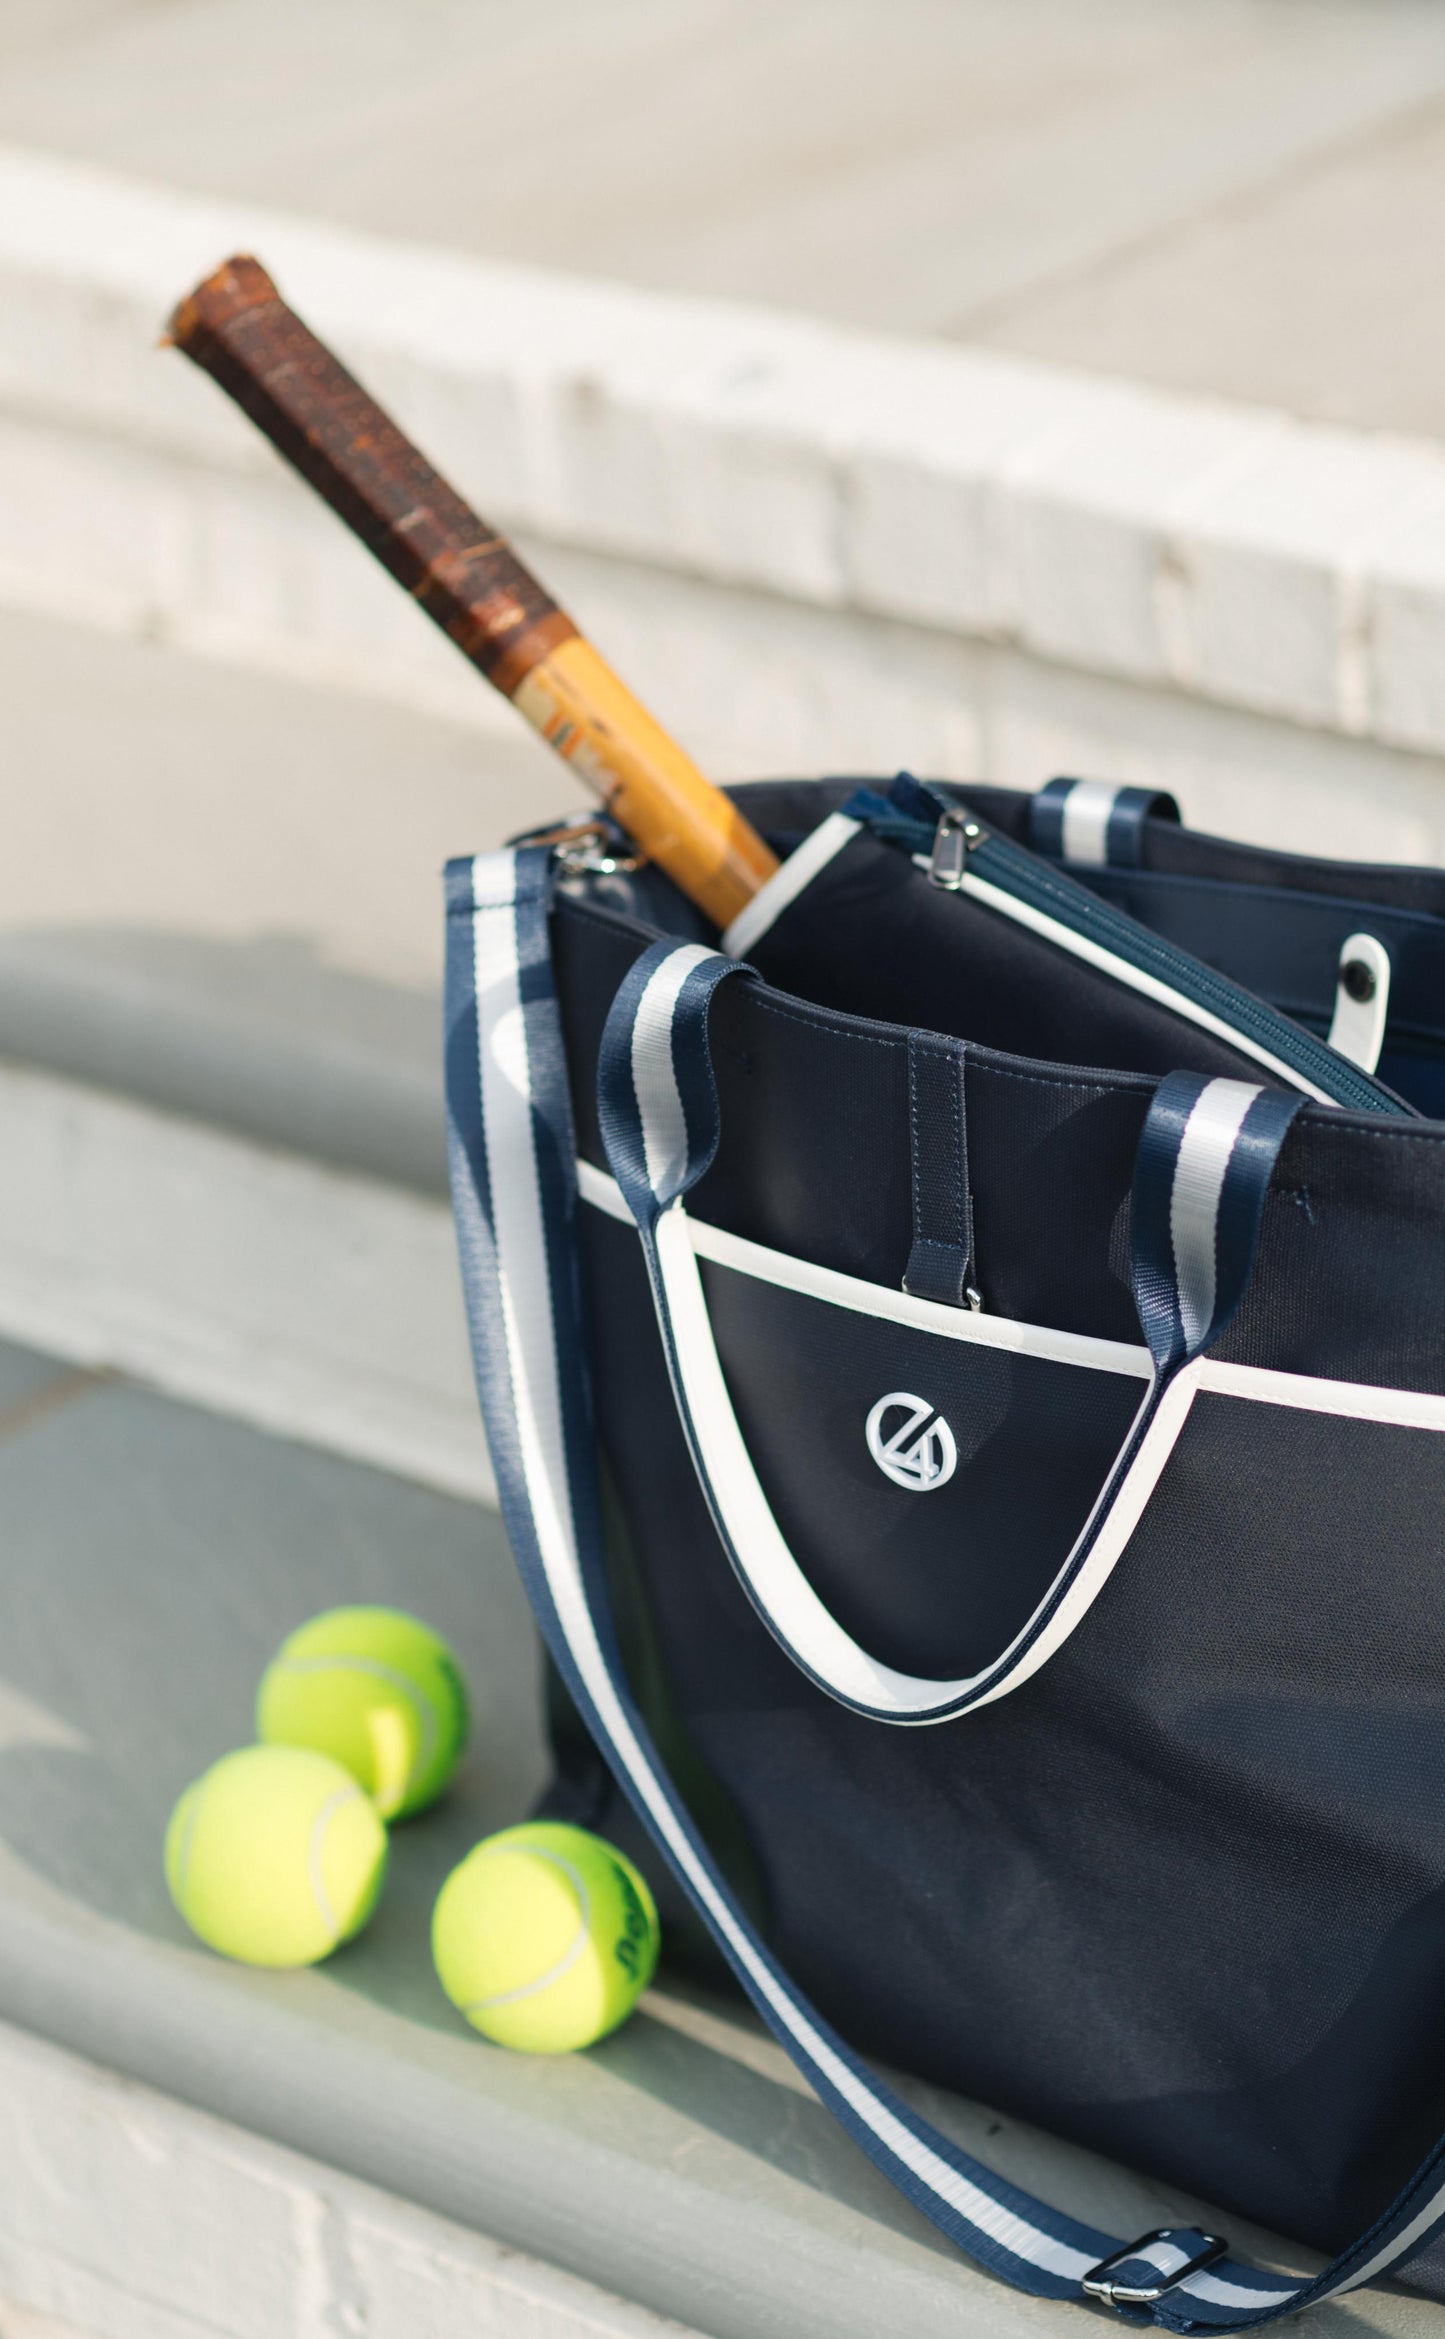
{"left": 525, "top": 818, "right": 646, "bottom": 878}
{"left": 1082, "top": 2228, "right": 1228, "bottom": 2309}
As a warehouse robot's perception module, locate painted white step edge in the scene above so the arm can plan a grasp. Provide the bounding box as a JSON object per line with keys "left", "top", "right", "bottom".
{"left": 0, "top": 1058, "right": 496, "bottom": 1507}
{"left": 0, "top": 2016, "right": 697, "bottom": 2339}
{"left": 5, "top": 145, "right": 1445, "bottom": 760}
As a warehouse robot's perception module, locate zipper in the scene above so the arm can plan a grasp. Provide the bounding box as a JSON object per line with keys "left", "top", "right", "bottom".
{"left": 846, "top": 784, "right": 1408, "bottom": 1117}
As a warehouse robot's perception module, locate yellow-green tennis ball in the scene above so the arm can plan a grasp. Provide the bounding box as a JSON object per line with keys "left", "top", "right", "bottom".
{"left": 432, "top": 1822, "right": 660, "bottom": 2053}
{"left": 165, "top": 1745, "right": 387, "bottom": 1968}
{"left": 256, "top": 1605, "right": 468, "bottom": 1820}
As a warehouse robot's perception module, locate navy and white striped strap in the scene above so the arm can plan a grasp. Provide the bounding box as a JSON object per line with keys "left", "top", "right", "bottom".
{"left": 1131, "top": 1074, "right": 1306, "bottom": 1372}
{"left": 444, "top": 846, "right": 1445, "bottom": 2324}
{"left": 1031, "top": 777, "right": 1180, "bottom": 867}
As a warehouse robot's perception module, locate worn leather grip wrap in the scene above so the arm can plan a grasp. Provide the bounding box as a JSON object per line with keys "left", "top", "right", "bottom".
{"left": 168, "top": 255, "right": 575, "bottom": 693}
{"left": 168, "top": 255, "right": 780, "bottom": 925}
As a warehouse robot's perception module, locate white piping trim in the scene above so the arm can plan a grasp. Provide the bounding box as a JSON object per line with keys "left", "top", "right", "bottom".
{"left": 582, "top": 1159, "right": 1445, "bottom": 1438}
{"left": 651, "top": 1192, "right": 1161, "bottom": 1721}
{"left": 583, "top": 1152, "right": 1445, "bottom": 1722}
{"left": 1196, "top": 1356, "right": 1445, "bottom": 1431}
{"left": 910, "top": 859, "right": 1338, "bottom": 1106}
{"left": 721, "top": 813, "right": 861, "bottom": 957}
{"left": 576, "top": 1159, "right": 1151, "bottom": 1378}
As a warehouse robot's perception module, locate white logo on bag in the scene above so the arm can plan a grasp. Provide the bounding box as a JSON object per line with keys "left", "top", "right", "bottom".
{"left": 865, "top": 1393, "right": 957, "bottom": 1492}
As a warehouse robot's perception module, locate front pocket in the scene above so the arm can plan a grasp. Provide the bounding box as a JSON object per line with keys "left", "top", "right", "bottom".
{"left": 701, "top": 1257, "right": 1146, "bottom": 1678}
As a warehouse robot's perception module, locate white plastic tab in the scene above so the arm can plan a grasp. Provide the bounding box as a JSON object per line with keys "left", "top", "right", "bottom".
{"left": 1326, "top": 933, "right": 1391, "bottom": 1074}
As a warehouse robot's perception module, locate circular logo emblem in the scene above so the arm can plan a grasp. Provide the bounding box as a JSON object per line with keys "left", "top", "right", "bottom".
{"left": 864, "top": 1393, "right": 957, "bottom": 1492}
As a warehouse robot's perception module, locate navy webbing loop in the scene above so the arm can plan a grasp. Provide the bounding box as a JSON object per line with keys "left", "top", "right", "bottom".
{"left": 1032, "top": 777, "right": 1181, "bottom": 867}
{"left": 903, "top": 1032, "right": 975, "bottom": 1307}
{"left": 1131, "top": 1073, "right": 1304, "bottom": 1374}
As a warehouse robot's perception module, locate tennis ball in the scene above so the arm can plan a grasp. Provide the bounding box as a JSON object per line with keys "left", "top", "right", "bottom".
{"left": 165, "top": 1744, "right": 387, "bottom": 1967}
{"left": 432, "top": 1821, "right": 660, "bottom": 2053}
{"left": 256, "top": 1605, "right": 468, "bottom": 1820}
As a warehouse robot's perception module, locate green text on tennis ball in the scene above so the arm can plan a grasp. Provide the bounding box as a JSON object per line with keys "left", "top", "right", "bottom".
{"left": 256, "top": 1605, "right": 469, "bottom": 1819}
{"left": 165, "top": 1744, "right": 387, "bottom": 1967}
{"left": 432, "top": 1822, "right": 660, "bottom": 2053}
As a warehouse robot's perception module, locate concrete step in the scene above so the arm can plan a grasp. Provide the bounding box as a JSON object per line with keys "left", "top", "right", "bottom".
{"left": 5, "top": 143, "right": 1445, "bottom": 878}
{"left": 0, "top": 1332, "right": 1428, "bottom": 2339}
{"left": 0, "top": 603, "right": 574, "bottom": 1503}
{"left": 5, "top": 0, "right": 1445, "bottom": 439}
{"left": 0, "top": 602, "right": 557, "bottom": 1192}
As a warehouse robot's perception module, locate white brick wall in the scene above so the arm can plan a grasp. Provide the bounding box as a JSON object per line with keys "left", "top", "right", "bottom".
{"left": 5, "top": 143, "right": 1445, "bottom": 844}
{"left": 0, "top": 2020, "right": 696, "bottom": 2339}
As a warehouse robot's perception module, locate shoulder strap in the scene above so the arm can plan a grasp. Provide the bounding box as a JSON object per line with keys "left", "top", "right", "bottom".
{"left": 443, "top": 844, "right": 1445, "bottom": 2327}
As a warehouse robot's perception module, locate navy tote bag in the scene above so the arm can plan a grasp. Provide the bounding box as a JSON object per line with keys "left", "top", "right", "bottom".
{"left": 444, "top": 775, "right": 1445, "bottom": 2324}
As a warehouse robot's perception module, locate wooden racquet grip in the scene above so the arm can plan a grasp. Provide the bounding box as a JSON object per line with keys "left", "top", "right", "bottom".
{"left": 167, "top": 256, "right": 778, "bottom": 926}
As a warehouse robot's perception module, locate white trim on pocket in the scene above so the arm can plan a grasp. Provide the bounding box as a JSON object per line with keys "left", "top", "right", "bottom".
{"left": 576, "top": 1160, "right": 1152, "bottom": 1379}
{"left": 578, "top": 1156, "right": 1445, "bottom": 1718}
{"left": 1197, "top": 1355, "right": 1445, "bottom": 1432}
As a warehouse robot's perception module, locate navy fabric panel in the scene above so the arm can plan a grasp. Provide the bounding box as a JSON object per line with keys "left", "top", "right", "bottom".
{"left": 904, "top": 1033, "right": 974, "bottom": 1304}
{"left": 537, "top": 818, "right": 1445, "bottom": 2283}
{"left": 700, "top": 1258, "right": 1141, "bottom": 1676}
{"left": 762, "top": 778, "right": 1445, "bottom": 918}
{"left": 1381, "top": 1048, "right": 1445, "bottom": 1117}
{"left": 570, "top": 1177, "right": 1445, "bottom": 2255}
{"left": 709, "top": 781, "right": 1445, "bottom": 1113}
{"left": 738, "top": 828, "right": 1280, "bottom": 1090}
{"left": 1063, "top": 866, "right": 1445, "bottom": 1067}
{"left": 551, "top": 889, "right": 1445, "bottom": 1390}
{"left": 576, "top": 1199, "right": 1445, "bottom": 2256}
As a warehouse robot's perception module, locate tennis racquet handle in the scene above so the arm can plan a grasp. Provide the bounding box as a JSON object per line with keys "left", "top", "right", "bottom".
{"left": 166, "top": 256, "right": 778, "bottom": 927}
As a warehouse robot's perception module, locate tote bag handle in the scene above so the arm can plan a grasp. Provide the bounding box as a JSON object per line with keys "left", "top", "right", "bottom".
{"left": 444, "top": 845, "right": 1445, "bottom": 2326}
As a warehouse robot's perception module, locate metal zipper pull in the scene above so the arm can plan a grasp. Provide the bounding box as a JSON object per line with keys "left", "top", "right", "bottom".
{"left": 928, "top": 811, "right": 985, "bottom": 892}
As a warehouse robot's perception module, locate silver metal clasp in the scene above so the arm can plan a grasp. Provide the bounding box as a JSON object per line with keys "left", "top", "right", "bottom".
{"left": 1081, "top": 2229, "right": 1227, "bottom": 2310}
{"left": 537, "top": 819, "right": 646, "bottom": 878}
{"left": 927, "top": 811, "right": 985, "bottom": 892}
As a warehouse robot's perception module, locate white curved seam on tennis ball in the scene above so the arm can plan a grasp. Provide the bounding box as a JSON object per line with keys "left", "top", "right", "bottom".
{"left": 308, "top": 1781, "right": 366, "bottom": 1941}
{"left": 461, "top": 1846, "right": 593, "bottom": 2011}
{"left": 274, "top": 1653, "right": 439, "bottom": 1773}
